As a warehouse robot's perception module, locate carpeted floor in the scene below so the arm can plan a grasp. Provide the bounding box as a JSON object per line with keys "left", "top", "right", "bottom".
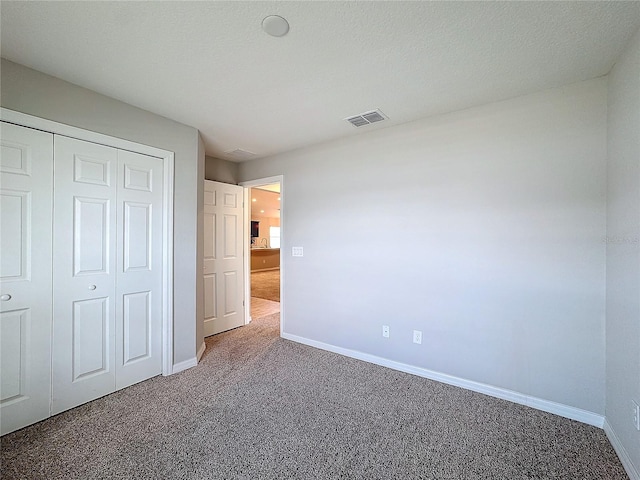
{"left": 1, "top": 313, "right": 627, "bottom": 479}
{"left": 251, "top": 269, "right": 280, "bottom": 302}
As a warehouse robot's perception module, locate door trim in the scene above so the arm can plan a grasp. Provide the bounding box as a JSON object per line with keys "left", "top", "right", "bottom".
{"left": 239, "top": 175, "right": 284, "bottom": 337}
{"left": 1, "top": 107, "right": 175, "bottom": 377}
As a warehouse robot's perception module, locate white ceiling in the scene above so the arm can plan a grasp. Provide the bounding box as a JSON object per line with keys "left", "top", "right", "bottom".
{"left": 2, "top": 1, "right": 639, "bottom": 162}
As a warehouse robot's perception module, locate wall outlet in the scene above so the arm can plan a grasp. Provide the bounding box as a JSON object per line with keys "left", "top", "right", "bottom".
{"left": 382, "top": 325, "right": 389, "bottom": 338}
{"left": 413, "top": 330, "right": 422, "bottom": 344}
{"left": 633, "top": 400, "right": 640, "bottom": 431}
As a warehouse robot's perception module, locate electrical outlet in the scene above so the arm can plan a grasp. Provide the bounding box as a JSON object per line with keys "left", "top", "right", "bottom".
{"left": 382, "top": 325, "right": 389, "bottom": 338}
{"left": 633, "top": 400, "right": 640, "bottom": 431}
{"left": 413, "top": 330, "right": 422, "bottom": 344}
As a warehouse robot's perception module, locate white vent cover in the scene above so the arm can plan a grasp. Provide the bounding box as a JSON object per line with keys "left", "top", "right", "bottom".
{"left": 225, "top": 149, "right": 256, "bottom": 160}
{"left": 345, "top": 109, "right": 387, "bottom": 127}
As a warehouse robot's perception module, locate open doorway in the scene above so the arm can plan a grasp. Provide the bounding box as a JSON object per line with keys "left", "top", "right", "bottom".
{"left": 243, "top": 179, "right": 282, "bottom": 328}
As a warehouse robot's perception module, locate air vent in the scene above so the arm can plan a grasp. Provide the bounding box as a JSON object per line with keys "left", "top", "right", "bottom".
{"left": 225, "top": 149, "right": 256, "bottom": 160}
{"left": 345, "top": 109, "right": 387, "bottom": 128}
{"left": 346, "top": 116, "right": 370, "bottom": 127}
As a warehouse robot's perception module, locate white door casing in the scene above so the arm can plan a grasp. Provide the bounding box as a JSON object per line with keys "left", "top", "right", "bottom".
{"left": 52, "top": 136, "right": 118, "bottom": 414}
{"left": 0, "top": 122, "right": 54, "bottom": 435}
{"left": 203, "top": 180, "right": 245, "bottom": 337}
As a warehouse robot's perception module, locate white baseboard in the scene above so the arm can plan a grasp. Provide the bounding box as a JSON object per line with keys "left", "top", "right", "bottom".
{"left": 197, "top": 342, "right": 206, "bottom": 362}
{"left": 604, "top": 419, "right": 640, "bottom": 480}
{"left": 172, "top": 356, "right": 198, "bottom": 374}
{"left": 281, "top": 332, "right": 604, "bottom": 428}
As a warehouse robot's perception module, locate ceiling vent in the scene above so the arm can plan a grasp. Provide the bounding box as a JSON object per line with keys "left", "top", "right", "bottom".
{"left": 345, "top": 109, "right": 388, "bottom": 128}
{"left": 225, "top": 149, "right": 256, "bottom": 161}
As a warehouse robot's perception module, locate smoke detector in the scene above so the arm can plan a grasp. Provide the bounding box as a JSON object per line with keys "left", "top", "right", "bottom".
{"left": 262, "top": 15, "right": 289, "bottom": 37}
{"left": 345, "top": 109, "right": 388, "bottom": 128}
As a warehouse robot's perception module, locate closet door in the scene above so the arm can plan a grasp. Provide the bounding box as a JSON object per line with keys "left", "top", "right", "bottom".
{"left": 115, "top": 150, "right": 163, "bottom": 389}
{"left": 52, "top": 136, "right": 117, "bottom": 415}
{"left": 0, "top": 122, "right": 53, "bottom": 435}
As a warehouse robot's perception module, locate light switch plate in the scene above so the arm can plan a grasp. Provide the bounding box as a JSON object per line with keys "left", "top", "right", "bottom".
{"left": 292, "top": 246, "right": 303, "bottom": 257}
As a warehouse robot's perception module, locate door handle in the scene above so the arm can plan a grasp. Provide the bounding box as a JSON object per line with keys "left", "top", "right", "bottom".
{"left": 0, "top": 294, "right": 11, "bottom": 301}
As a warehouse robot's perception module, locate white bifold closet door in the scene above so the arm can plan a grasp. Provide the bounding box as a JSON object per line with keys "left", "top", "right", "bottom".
{"left": 52, "top": 136, "right": 163, "bottom": 415}
{"left": 0, "top": 123, "right": 54, "bottom": 435}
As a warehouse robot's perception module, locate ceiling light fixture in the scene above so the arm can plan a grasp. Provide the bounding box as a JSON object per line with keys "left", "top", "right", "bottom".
{"left": 262, "top": 15, "right": 289, "bottom": 37}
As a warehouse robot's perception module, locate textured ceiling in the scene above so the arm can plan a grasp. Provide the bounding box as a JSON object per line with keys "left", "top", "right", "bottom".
{"left": 2, "top": 1, "right": 639, "bottom": 162}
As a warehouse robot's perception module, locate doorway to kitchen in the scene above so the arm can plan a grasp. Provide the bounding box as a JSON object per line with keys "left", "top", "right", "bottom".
{"left": 241, "top": 176, "right": 283, "bottom": 334}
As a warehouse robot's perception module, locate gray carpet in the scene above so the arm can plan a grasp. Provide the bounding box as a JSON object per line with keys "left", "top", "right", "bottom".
{"left": 1, "top": 313, "right": 627, "bottom": 479}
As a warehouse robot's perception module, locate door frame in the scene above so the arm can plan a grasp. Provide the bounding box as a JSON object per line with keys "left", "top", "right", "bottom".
{"left": 0, "top": 108, "right": 176, "bottom": 376}
{"left": 239, "top": 175, "right": 284, "bottom": 336}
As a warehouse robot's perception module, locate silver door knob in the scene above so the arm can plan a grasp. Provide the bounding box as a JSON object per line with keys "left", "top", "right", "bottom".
{"left": 89, "top": 285, "right": 97, "bottom": 291}
{"left": 0, "top": 294, "right": 11, "bottom": 301}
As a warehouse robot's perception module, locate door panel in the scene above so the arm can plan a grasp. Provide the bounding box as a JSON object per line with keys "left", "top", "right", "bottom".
{"left": 0, "top": 310, "right": 27, "bottom": 400}
{"left": 0, "top": 191, "right": 28, "bottom": 279}
{"left": 74, "top": 154, "right": 111, "bottom": 186}
{"left": 52, "top": 136, "right": 117, "bottom": 415}
{"left": 203, "top": 181, "right": 244, "bottom": 337}
{"left": 122, "top": 291, "right": 151, "bottom": 364}
{"left": 0, "top": 122, "right": 53, "bottom": 435}
{"left": 72, "top": 297, "right": 109, "bottom": 380}
{"left": 115, "top": 150, "right": 162, "bottom": 390}
{"left": 224, "top": 272, "right": 238, "bottom": 315}
{"left": 204, "top": 212, "right": 216, "bottom": 261}
{"left": 73, "top": 197, "right": 110, "bottom": 275}
{"left": 224, "top": 214, "right": 238, "bottom": 258}
{"left": 123, "top": 202, "right": 151, "bottom": 271}
{"left": 204, "top": 274, "right": 216, "bottom": 319}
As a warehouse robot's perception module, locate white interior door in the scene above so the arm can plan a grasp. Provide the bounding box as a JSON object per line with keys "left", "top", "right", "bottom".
{"left": 115, "top": 149, "right": 163, "bottom": 389}
{"left": 0, "top": 122, "right": 53, "bottom": 435}
{"left": 52, "top": 136, "right": 117, "bottom": 415}
{"left": 203, "top": 180, "right": 245, "bottom": 336}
